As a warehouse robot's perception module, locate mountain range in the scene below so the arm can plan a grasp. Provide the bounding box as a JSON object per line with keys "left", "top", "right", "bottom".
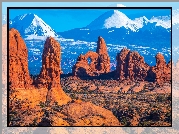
{"left": 9, "top": 10, "right": 172, "bottom": 41}
{"left": 8, "top": 9, "right": 175, "bottom": 74}
{"left": 57, "top": 10, "right": 171, "bottom": 46}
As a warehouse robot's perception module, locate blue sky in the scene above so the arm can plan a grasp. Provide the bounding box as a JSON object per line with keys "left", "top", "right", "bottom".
{"left": 2, "top": 2, "right": 177, "bottom": 32}
{"left": 9, "top": 9, "right": 108, "bottom": 32}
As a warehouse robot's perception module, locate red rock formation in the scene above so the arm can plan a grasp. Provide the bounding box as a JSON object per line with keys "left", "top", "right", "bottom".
{"left": 61, "top": 101, "right": 122, "bottom": 126}
{"left": 72, "top": 51, "right": 99, "bottom": 77}
{"left": 116, "top": 48, "right": 149, "bottom": 81}
{"left": 9, "top": 28, "right": 32, "bottom": 89}
{"left": 96, "top": 36, "right": 110, "bottom": 73}
{"left": 149, "top": 53, "right": 171, "bottom": 85}
{"left": 36, "top": 37, "right": 71, "bottom": 105}
{"left": 116, "top": 48, "right": 130, "bottom": 80}
{"left": 72, "top": 36, "right": 110, "bottom": 77}
{"left": 8, "top": 32, "right": 121, "bottom": 126}
{"left": 37, "top": 37, "right": 62, "bottom": 88}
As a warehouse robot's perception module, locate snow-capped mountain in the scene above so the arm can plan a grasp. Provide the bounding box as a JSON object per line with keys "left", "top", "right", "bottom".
{"left": 9, "top": 13, "right": 60, "bottom": 40}
{"left": 86, "top": 10, "right": 171, "bottom": 31}
{"left": 58, "top": 9, "right": 171, "bottom": 46}
{"left": 7, "top": 9, "right": 173, "bottom": 75}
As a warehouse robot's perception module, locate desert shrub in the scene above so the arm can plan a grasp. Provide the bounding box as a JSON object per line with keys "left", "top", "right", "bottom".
{"left": 149, "top": 110, "right": 160, "bottom": 121}
{"left": 9, "top": 110, "right": 21, "bottom": 126}
{"left": 63, "top": 86, "right": 71, "bottom": 93}
{"left": 51, "top": 101, "right": 63, "bottom": 112}
{"left": 70, "top": 93, "right": 77, "bottom": 99}
{"left": 29, "top": 117, "right": 38, "bottom": 126}
{"left": 9, "top": 97, "right": 24, "bottom": 126}
{"left": 165, "top": 112, "right": 171, "bottom": 123}
{"left": 39, "top": 101, "right": 46, "bottom": 108}
{"left": 140, "top": 89, "right": 148, "bottom": 93}
{"left": 156, "top": 95, "right": 167, "bottom": 102}
{"left": 139, "top": 121, "right": 152, "bottom": 126}
{"left": 167, "top": 94, "right": 171, "bottom": 101}
{"left": 120, "top": 116, "right": 130, "bottom": 126}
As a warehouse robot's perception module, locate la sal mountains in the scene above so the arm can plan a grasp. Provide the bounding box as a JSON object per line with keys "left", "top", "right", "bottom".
{"left": 9, "top": 10, "right": 172, "bottom": 74}
{"left": 9, "top": 10, "right": 171, "bottom": 45}
{"left": 57, "top": 10, "right": 171, "bottom": 46}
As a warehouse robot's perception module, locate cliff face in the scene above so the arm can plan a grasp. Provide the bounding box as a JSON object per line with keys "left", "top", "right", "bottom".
{"left": 9, "top": 28, "right": 32, "bottom": 89}
{"left": 116, "top": 48, "right": 149, "bottom": 81}
{"left": 72, "top": 36, "right": 110, "bottom": 77}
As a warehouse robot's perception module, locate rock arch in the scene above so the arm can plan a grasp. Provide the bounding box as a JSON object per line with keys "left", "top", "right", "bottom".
{"left": 72, "top": 37, "right": 110, "bottom": 77}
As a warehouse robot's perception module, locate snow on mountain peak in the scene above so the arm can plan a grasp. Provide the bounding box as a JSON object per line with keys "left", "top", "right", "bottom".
{"left": 104, "top": 10, "right": 171, "bottom": 31}
{"left": 19, "top": 14, "right": 28, "bottom": 20}
{"left": 104, "top": 10, "right": 143, "bottom": 32}
{"left": 25, "top": 14, "right": 58, "bottom": 37}
{"left": 10, "top": 13, "right": 59, "bottom": 39}
{"left": 149, "top": 16, "right": 171, "bottom": 29}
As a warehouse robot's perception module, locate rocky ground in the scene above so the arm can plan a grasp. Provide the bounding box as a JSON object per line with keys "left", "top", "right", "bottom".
{"left": 9, "top": 87, "right": 121, "bottom": 126}
{"left": 9, "top": 77, "right": 171, "bottom": 127}
{"left": 61, "top": 76, "right": 172, "bottom": 126}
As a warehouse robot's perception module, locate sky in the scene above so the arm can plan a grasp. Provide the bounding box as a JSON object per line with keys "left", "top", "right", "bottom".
{"left": 2, "top": 2, "right": 177, "bottom": 32}
{"left": 9, "top": 9, "right": 108, "bottom": 32}
{"left": 8, "top": 8, "right": 171, "bottom": 32}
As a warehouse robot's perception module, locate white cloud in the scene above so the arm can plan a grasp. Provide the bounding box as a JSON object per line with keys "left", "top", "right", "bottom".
{"left": 104, "top": 10, "right": 171, "bottom": 31}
